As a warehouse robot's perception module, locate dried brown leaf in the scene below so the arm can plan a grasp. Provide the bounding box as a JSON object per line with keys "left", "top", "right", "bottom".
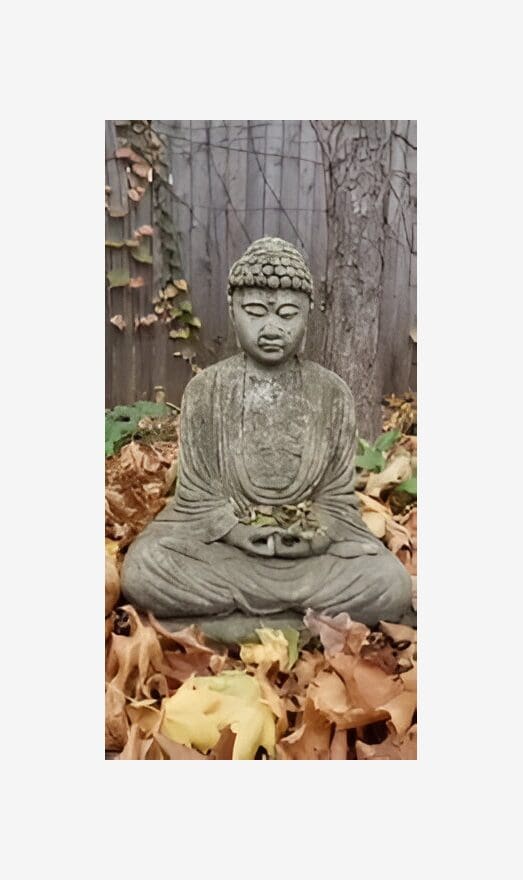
{"left": 329, "top": 728, "right": 348, "bottom": 760}
{"left": 384, "top": 517, "right": 412, "bottom": 558}
{"left": 208, "top": 726, "right": 236, "bottom": 760}
{"left": 117, "top": 723, "right": 155, "bottom": 760}
{"left": 365, "top": 453, "right": 412, "bottom": 499}
{"left": 309, "top": 670, "right": 350, "bottom": 720}
{"left": 134, "top": 313, "right": 158, "bottom": 329}
{"left": 105, "top": 543, "right": 121, "bottom": 615}
{"left": 105, "top": 605, "right": 165, "bottom": 699}
{"left": 151, "top": 731, "right": 207, "bottom": 759}
{"left": 303, "top": 609, "right": 351, "bottom": 655}
{"left": 129, "top": 276, "right": 145, "bottom": 289}
{"left": 132, "top": 163, "right": 150, "bottom": 179}
{"left": 115, "top": 146, "right": 142, "bottom": 163}
{"left": 110, "top": 314, "right": 126, "bottom": 331}
{"left": 276, "top": 701, "right": 332, "bottom": 760}
{"left": 379, "top": 621, "right": 417, "bottom": 645}
{"left": 105, "top": 441, "right": 178, "bottom": 547}
{"left": 356, "top": 725, "right": 417, "bottom": 760}
{"left": 105, "top": 683, "right": 129, "bottom": 751}
{"left": 381, "top": 691, "right": 417, "bottom": 740}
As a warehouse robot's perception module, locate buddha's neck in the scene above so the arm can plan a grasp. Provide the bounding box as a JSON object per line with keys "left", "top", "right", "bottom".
{"left": 243, "top": 352, "right": 300, "bottom": 380}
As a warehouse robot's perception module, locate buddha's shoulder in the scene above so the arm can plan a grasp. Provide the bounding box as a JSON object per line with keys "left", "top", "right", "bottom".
{"left": 301, "top": 360, "right": 355, "bottom": 404}
{"left": 182, "top": 354, "right": 243, "bottom": 398}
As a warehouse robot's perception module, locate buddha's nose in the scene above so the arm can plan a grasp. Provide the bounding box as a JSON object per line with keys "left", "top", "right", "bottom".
{"left": 259, "top": 322, "right": 282, "bottom": 340}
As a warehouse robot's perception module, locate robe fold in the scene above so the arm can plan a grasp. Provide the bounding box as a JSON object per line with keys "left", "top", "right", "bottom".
{"left": 122, "top": 355, "right": 411, "bottom": 625}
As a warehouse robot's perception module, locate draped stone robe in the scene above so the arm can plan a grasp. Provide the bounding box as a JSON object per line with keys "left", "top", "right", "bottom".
{"left": 122, "top": 355, "right": 411, "bottom": 626}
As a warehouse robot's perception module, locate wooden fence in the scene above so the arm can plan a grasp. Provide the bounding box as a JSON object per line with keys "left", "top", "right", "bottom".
{"left": 105, "top": 120, "right": 416, "bottom": 418}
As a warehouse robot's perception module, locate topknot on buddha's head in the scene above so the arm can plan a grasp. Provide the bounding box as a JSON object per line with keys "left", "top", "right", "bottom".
{"left": 227, "top": 237, "right": 314, "bottom": 299}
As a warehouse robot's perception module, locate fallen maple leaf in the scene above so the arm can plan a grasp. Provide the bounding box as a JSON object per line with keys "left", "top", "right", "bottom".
{"left": 356, "top": 725, "right": 417, "bottom": 760}
{"left": 381, "top": 691, "right": 417, "bottom": 740}
{"left": 105, "top": 441, "right": 178, "bottom": 548}
{"left": 105, "top": 683, "right": 129, "bottom": 751}
{"left": 152, "top": 731, "right": 207, "bottom": 760}
{"left": 105, "top": 540, "right": 121, "bottom": 615}
{"left": 308, "top": 669, "right": 350, "bottom": 720}
{"left": 303, "top": 608, "right": 352, "bottom": 655}
{"left": 329, "top": 728, "right": 348, "bottom": 760}
{"left": 161, "top": 671, "right": 276, "bottom": 760}
{"left": 276, "top": 700, "right": 332, "bottom": 760}
{"left": 240, "top": 628, "right": 292, "bottom": 672}
{"left": 105, "top": 605, "right": 165, "bottom": 700}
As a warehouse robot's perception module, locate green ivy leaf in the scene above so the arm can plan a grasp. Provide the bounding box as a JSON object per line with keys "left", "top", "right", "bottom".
{"left": 357, "top": 437, "right": 371, "bottom": 454}
{"left": 105, "top": 401, "right": 170, "bottom": 457}
{"left": 131, "top": 241, "right": 153, "bottom": 264}
{"left": 185, "top": 315, "right": 202, "bottom": 328}
{"left": 178, "top": 301, "right": 193, "bottom": 313}
{"left": 169, "top": 327, "right": 191, "bottom": 339}
{"left": 355, "top": 447, "right": 386, "bottom": 473}
{"left": 396, "top": 474, "right": 417, "bottom": 496}
{"left": 107, "top": 268, "right": 130, "bottom": 289}
{"left": 375, "top": 429, "right": 402, "bottom": 452}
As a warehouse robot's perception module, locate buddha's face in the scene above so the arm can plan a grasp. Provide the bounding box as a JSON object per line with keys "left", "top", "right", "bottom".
{"left": 229, "top": 287, "right": 310, "bottom": 366}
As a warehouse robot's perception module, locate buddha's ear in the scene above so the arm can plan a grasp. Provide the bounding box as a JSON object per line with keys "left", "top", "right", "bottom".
{"left": 228, "top": 294, "right": 241, "bottom": 347}
{"left": 299, "top": 327, "right": 308, "bottom": 354}
{"left": 299, "top": 297, "right": 311, "bottom": 354}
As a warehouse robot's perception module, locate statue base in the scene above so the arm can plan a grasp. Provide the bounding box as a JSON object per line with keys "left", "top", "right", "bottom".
{"left": 158, "top": 607, "right": 417, "bottom": 645}
{"left": 159, "top": 611, "right": 306, "bottom": 644}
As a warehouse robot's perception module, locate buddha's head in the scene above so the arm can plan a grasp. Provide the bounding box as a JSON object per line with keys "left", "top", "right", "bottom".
{"left": 227, "top": 237, "right": 314, "bottom": 366}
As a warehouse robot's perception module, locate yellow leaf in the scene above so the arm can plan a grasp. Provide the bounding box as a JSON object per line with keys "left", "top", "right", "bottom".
{"left": 160, "top": 671, "right": 276, "bottom": 760}
{"left": 240, "top": 628, "right": 291, "bottom": 671}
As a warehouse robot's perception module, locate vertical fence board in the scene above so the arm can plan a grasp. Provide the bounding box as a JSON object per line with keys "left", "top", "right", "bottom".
{"left": 106, "top": 120, "right": 417, "bottom": 410}
{"left": 278, "top": 120, "right": 301, "bottom": 244}
{"left": 263, "top": 120, "right": 283, "bottom": 238}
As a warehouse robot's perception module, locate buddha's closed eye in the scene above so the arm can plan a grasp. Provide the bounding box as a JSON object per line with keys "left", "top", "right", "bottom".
{"left": 243, "top": 303, "right": 267, "bottom": 316}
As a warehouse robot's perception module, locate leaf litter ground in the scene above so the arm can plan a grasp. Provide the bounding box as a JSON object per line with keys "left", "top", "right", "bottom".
{"left": 105, "top": 393, "right": 417, "bottom": 760}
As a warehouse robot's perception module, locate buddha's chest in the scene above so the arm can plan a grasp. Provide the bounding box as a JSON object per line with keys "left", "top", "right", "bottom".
{"left": 241, "top": 370, "right": 310, "bottom": 491}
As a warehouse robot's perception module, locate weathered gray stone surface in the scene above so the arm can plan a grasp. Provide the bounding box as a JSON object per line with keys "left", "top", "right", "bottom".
{"left": 160, "top": 612, "right": 307, "bottom": 645}
{"left": 122, "top": 237, "right": 412, "bottom": 637}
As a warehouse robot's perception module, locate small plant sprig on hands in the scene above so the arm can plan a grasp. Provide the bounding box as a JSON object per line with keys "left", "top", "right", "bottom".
{"left": 238, "top": 501, "right": 326, "bottom": 541}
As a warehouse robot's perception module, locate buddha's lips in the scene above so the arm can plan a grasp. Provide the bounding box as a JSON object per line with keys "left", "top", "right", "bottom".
{"left": 258, "top": 340, "right": 284, "bottom": 352}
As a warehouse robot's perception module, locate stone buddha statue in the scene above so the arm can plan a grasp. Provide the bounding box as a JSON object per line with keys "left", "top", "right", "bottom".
{"left": 122, "top": 237, "right": 411, "bottom": 638}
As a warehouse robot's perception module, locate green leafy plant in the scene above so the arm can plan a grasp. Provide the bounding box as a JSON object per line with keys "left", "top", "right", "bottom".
{"left": 105, "top": 401, "right": 171, "bottom": 457}
{"left": 355, "top": 429, "right": 401, "bottom": 473}
{"left": 396, "top": 474, "right": 417, "bottom": 496}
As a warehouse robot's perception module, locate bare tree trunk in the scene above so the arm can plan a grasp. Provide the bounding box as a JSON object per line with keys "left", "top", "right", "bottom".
{"left": 306, "top": 121, "right": 416, "bottom": 441}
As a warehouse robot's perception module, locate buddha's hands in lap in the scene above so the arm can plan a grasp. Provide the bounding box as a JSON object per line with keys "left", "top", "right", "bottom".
{"left": 273, "top": 531, "right": 331, "bottom": 558}
{"left": 222, "top": 523, "right": 283, "bottom": 557}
